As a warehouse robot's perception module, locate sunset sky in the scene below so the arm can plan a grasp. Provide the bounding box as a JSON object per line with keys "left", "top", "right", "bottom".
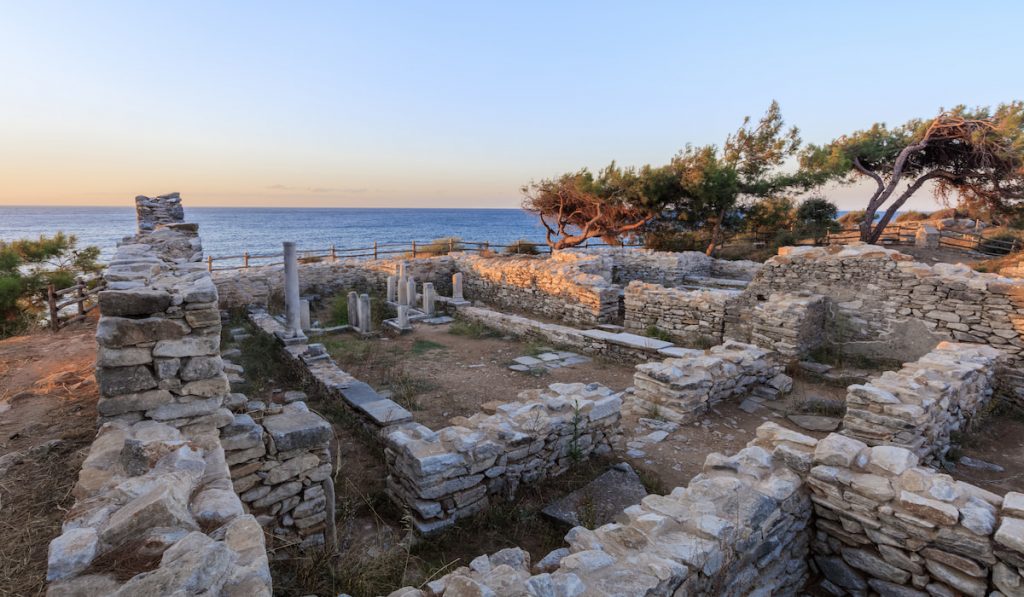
{"left": 1, "top": 1, "right": 1021, "bottom": 209}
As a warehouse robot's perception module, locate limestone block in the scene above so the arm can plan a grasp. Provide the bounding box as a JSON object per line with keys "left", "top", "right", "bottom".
{"left": 263, "top": 411, "right": 332, "bottom": 452}
{"left": 99, "top": 288, "right": 172, "bottom": 317}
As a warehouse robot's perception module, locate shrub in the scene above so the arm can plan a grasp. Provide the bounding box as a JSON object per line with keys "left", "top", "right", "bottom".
{"left": 416, "top": 237, "right": 463, "bottom": 257}
{"left": 795, "top": 197, "right": 839, "bottom": 244}
{"left": 836, "top": 211, "right": 866, "bottom": 227}
{"left": 504, "top": 240, "right": 541, "bottom": 255}
{"left": 894, "top": 210, "right": 930, "bottom": 223}
{"left": 643, "top": 230, "right": 704, "bottom": 252}
{"left": 770, "top": 230, "right": 800, "bottom": 249}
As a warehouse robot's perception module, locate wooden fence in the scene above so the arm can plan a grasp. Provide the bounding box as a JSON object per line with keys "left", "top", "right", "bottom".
{"left": 47, "top": 279, "right": 105, "bottom": 331}
{"left": 826, "top": 226, "right": 1021, "bottom": 257}
{"left": 204, "top": 238, "right": 643, "bottom": 272}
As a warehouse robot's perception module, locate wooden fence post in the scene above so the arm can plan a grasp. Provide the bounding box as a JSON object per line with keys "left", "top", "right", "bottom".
{"left": 330, "top": 244, "right": 336, "bottom": 262}
{"left": 373, "top": 241, "right": 378, "bottom": 260}
{"left": 449, "top": 238, "right": 454, "bottom": 253}
{"left": 75, "top": 278, "right": 85, "bottom": 319}
{"left": 243, "top": 252, "right": 250, "bottom": 268}
{"left": 47, "top": 284, "right": 59, "bottom": 331}
{"left": 412, "top": 240, "right": 417, "bottom": 258}
{"left": 207, "top": 255, "right": 213, "bottom": 271}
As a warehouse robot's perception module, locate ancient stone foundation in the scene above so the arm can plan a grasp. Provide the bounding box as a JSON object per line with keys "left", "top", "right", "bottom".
{"left": 623, "top": 340, "right": 791, "bottom": 423}
{"left": 623, "top": 281, "right": 736, "bottom": 345}
{"left": 841, "top": 341, "right": 1001, "bottom": 464}
{"left": 385, "top": 383, "right": 622, "bottom": 534}
{"left": 47, "top": 195, "right": 272, "bottom": 595}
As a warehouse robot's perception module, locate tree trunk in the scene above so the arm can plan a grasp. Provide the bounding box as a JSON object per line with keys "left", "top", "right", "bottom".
{"left": 704, "top": 208, "right": 727, "bottom": 256}
{"left": 859, "top": 208, "right": 878, "bottom": 243}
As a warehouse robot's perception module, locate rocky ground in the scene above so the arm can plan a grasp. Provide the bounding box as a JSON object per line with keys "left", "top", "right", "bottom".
{"left": 0, "top": 318, "right": 99, "bottom": 596}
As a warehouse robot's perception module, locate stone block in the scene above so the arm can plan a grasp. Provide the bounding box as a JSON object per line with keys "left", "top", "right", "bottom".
{"left": 98, "top": 288, "right": 172, "bottom": 317}
{"left": 98, "top": 365, "right": 157, "bottom": 397}
{"left": 263, "top": 411, "right": 332, "bottom": 452}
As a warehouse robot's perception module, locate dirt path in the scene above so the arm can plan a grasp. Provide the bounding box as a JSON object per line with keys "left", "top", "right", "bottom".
{"left": 0, "top": 319, "right": 99, "bottom": 597}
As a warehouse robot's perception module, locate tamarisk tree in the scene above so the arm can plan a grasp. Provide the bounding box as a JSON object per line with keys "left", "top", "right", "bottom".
{"left": 800, "top": 102, "right": 1024, "bottom": 243}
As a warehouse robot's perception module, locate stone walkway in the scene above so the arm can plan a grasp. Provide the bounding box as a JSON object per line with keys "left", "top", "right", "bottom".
{"left": 508, "top": 350, "right": 591, "bottom": 372}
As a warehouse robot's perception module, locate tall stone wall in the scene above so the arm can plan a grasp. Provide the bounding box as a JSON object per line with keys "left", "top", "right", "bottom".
{"left": 453, "top": 252, "right": 621, "bottom": 325}
{"left": 727, "top": 244, "right": 1024, "bottom": 401}
{"left": 582, "top": 248, "right": 713, "bottom": 286}
{"left": 842, "top": 342, "right": 1000, "bottom": 464}
{"left": 388, "top": 433, "right": 812, "bottom": 596}
{"left": 623, "top": 281, "right": 736, "bottom": 345}
{"left": 47, "top": 195, "right": 272, "bottom": 595}
{"left": 385, "top": 383, "right": 622, "bottom": 534}
{"left": 753, "top": 423, "right": 1024, "bottom": 597}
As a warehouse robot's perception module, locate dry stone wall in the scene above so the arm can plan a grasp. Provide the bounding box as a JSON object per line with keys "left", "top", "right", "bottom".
{"left": 728, "top": 244, "right": 1024, "bottom": 401}
{"left": 453, "top": 252, "right": 621, "bottom": 325}
{"left": 753, "top": 423, "right": 1024, "bottom": 597}
{"left": 384, "top": 382, "right": 622, "bottom": 534}
{"left": 388, "top": 430, "right": 812, "bottom": 596}
{"left": 623, "top": 281, "right": 736, "bottom": 345}
{"left": 841, "top": 342, "right": 1000, "bottom": 465}
{"left": 47, "top": 195, "right": 272, "bottom": 595}
{"left": 743, "top": 291, "right": 827, "bottom": 360}
{"left": 623, "top": 340, "right": 791, "bottom": 423}
{"left": 214, "top": 257, "right": 455, "bottom": 309}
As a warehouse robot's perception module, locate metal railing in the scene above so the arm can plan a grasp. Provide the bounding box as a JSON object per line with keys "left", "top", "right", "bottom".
{"left": 47, "top": 278, "right": 106, "bottom": 331}
{"left": 204, "top": 238, "right": 644, "bottom": 271}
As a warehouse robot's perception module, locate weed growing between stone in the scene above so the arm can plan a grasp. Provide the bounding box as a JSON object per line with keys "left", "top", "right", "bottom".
{"left": 447, "top": 319, "right": 502, "bottom": 339}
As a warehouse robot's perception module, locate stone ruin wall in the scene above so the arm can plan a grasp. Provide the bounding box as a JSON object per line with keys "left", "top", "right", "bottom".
{"left": 385, "top": 383, "right": 622, "bottom": 534}
{"left": 623, "top": 281, "right": 736, "bottom": 345}
{"left": 452, "top": 252, "right": 622, "bottom": 326}
{"left": 390, "top": 421, "right": 1024, "bottom": 597}
{"left": 389, "top": 424, "right": 814, "bottom": 597}
{"left": 726, "top": 244, "right": 1024, "bottom": 401}
{"left": 841, "top": 342, "right": 1000, "bottom": 466}
{"left": 753, "top": 423, "right": 1024, "bottom": 597}
{"left": 213, "top": 256, "right": 455, "bottom": 309}
{"left": 47, "top": 195, "right": 273, "bottom": 595}
{"left": 623, "top": 341, "right": 791, "bottom": 423}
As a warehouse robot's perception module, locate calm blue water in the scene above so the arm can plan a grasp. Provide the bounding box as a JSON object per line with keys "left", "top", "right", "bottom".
{"left": 0, "top": 206, "right": 548, "bottom": 264}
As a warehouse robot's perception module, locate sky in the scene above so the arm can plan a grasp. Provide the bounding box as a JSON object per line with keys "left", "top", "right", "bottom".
{"left": 0, "top": 1, "right": 1021, "bottom": 210}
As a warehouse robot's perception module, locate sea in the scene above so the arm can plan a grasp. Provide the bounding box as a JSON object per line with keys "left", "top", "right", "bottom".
{"left": 0, "top": 206, "right": 550, "bottom": 265}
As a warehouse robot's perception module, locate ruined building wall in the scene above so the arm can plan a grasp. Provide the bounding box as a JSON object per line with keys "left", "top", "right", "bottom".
{"left": 726, "top": 244, "right": 1024, "bottom": 401}
{"left": 385, "top": 383, "right": 622, "bottom": 534}
{"left": 622, "top": 341, "right": 791, "bottom": 422}
{"left": 753, "top": 423, "right": 1024, "bottom": 597}
{"left": 453, "top": 252, "right": 621, "bottom": 326}
{"left": 389, "top": 432, "right": 812, "bottom": 596}
{"left": 213, "top": 257, "right": 455, "bottom": 308}
{"left": 47, "top": 195, "right": 272, "bottom": 595}
{"left": 841, "top": 342, "right": 1000, "bottom": 465}
{"left": 623, "top": 281, "right": 736, "bottom": 345}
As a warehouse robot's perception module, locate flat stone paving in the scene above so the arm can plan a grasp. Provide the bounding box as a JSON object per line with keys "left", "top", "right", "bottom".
{"left": 508, "top": 351, "right": 591, "bottom": 372}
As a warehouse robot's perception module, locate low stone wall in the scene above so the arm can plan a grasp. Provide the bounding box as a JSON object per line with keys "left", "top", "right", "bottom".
{"left": 584, "top": 247, "right": 713, "bottom": 286}
{"left": 728, "top": 244, "right": 1024, "bottom": 401}
{"left": 456, "top": 305, "right": 690, "bottom": 363}
{"left": 222, "top": 402, "right": 335, "bottom": 550}
{"left": 453, "top": 252, "right": 621, "bottom": 326}
{"left": 385, "top": 383, "right": 622, "bottom": 534}
{"left": 742, "top": 291, "right": 826, "bottom": 360}
{"left": 213, "top": 257, "right": 455, "bottom": 309}
{"left": 47, "top": 195, "right": 272, "bottom": 594}
{"left": 623, "top": 281, "right": 736, "bottom": 345}
{"left": 623, "top": 341, "right": 791, "bottom": 422}
{"left": 841, "top": 342, "right": 1001, "bottom": 464}
{"left": 753, "top": 423, "right": 1024, "bottom": 597}
{"left": 710, "top": 257, "right": 763, "bottom": 281}
{"left": 388, "top": 430, "right": 811, "bottom": 596}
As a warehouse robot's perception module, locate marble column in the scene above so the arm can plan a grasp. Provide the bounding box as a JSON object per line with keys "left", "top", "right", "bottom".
{"left": 386, "top": 275, "right": 397, "bottom": 303}
{"left": 397, "top": 304, "right": 410, "bottom": 330}
{"left": 357, "top": 293, "right": 371, "bottom": 333}
{"left": 453, "top": 272, "right": 464, "bottom": 301}
{"left": 347, "top": 291, "right": 359, "bottom": 328}
{"left": 299, "top": 299, "right": 311, "bottom": 330}
{"left": 406, "top": 277, "right": 416, "bottom": 309}
{"left": 283, "top": 242, "right": 301, "bottom": 337}
{"left": 422, "top": 282, "right": 435, "bottom": 316}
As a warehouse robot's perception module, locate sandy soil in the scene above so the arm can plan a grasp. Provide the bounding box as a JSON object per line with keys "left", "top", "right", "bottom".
{"left": 0, "top": 318, "right": 99, "bottom": 596}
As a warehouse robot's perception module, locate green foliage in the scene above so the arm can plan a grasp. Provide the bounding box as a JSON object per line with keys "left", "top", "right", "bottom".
{"left": 743, "top": 196, "right": 795, "bottom": 233}
{"left": 800, "top": 102, "right": 1024, "bottom": 241}
{"left": 448, "top": 319, "right": 502, "bottom": 339}
{"left": 644, "top": 325, "right": 673, "bottom": 342}
{"left": 417, "top": 237, "right": 463, "bottom": 257}
{"left": 795, "top": 197, "right": 840, "bottom": 242}
{"left": 524, "top": 101, "right": 807, "bottom": 252}
{"left": 0, "top": 232, "right": 101, "bottom": 337}
{"left": 327, "top": 294, "right": 349, "bottom": 326}
{"left": 642, "top": 230, "right": 705, "bottom": 252}
{"left": 504, "top": 240, "right": 541, "bottom": 255}
{"left": 410, "top": 339, "right": 444, "bottom": 355}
